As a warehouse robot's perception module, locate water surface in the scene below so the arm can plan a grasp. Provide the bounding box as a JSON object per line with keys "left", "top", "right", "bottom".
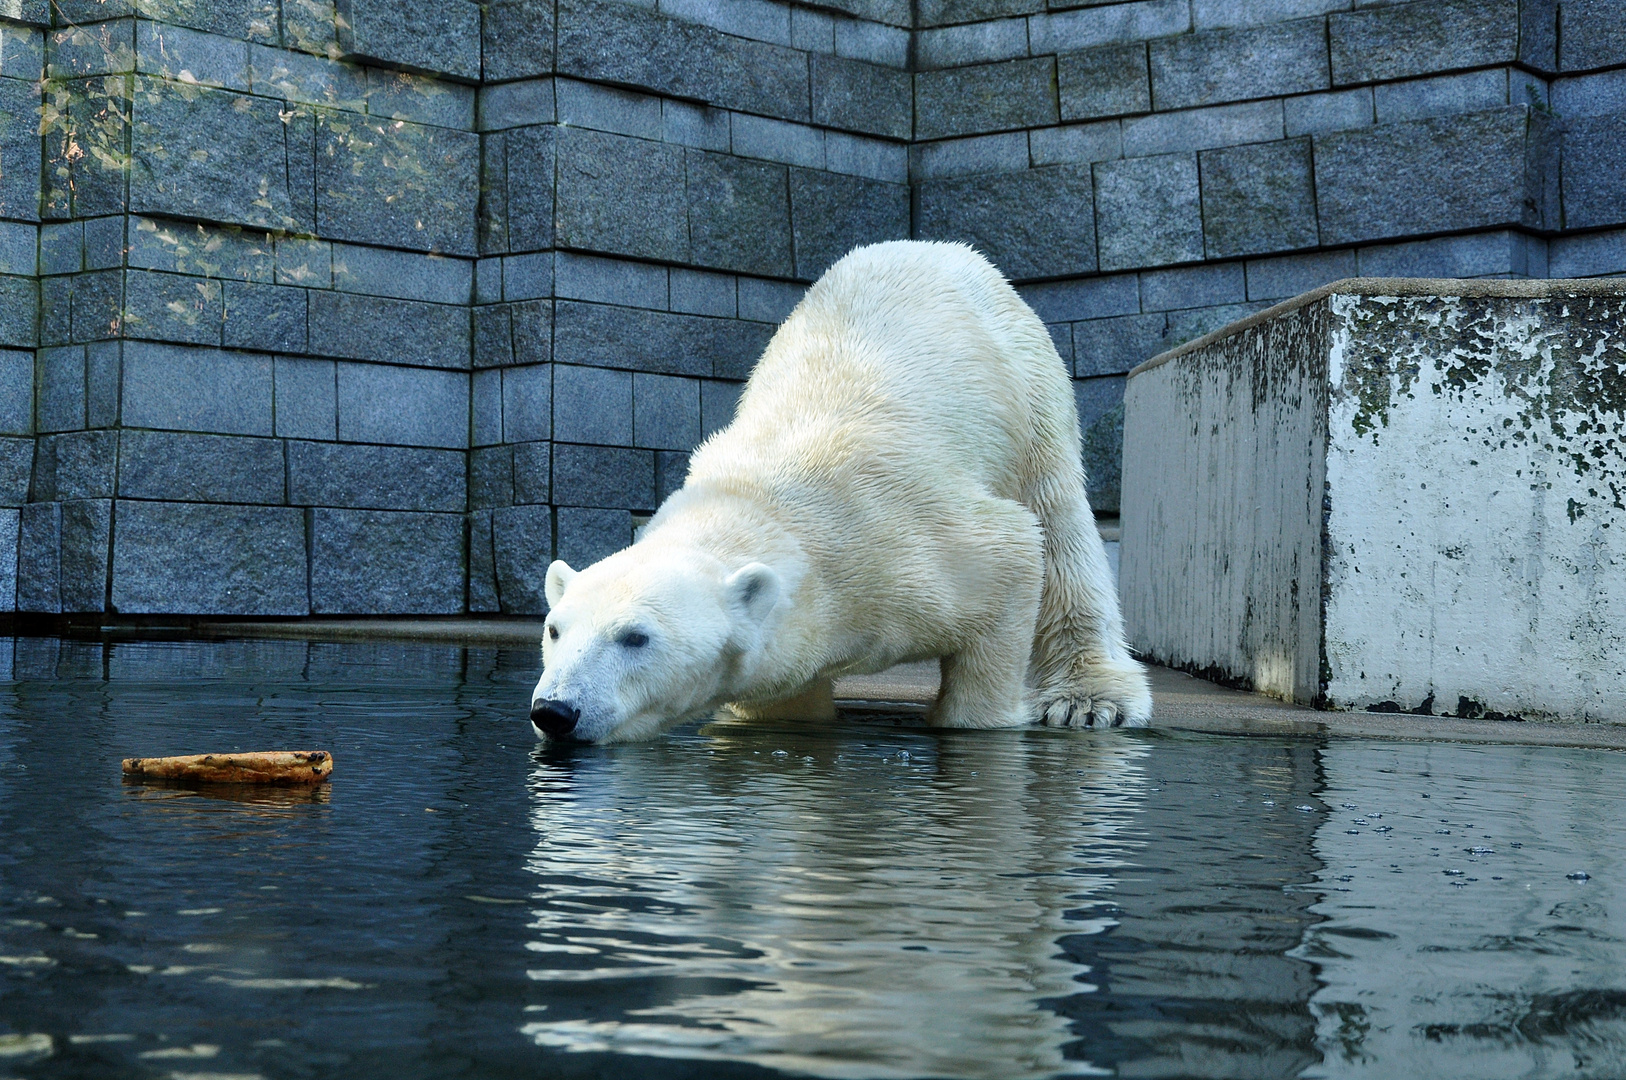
{"left": 0, "top": 638, "right": 1619, "bottom": 1078}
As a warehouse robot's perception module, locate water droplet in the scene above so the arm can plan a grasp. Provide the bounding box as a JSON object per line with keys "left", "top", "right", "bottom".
{"left": 1510, "top": 842, "right": 1523, "bottom": 848}
{"left": 1346, "top": 829, "right": 1360, "bottom": 835}
{"left": 1436, "top": 829, "right": 1452, "bottom": 834}
{"left": 1375, "top": 825, "right": 1393, "bottom": 833}
{"left": 1336, "top": 875, "right": 1353, "bottom": 882}
{"left": 1342, "top": 803, "right": 1358, "bottom": 811}
{"left": 1353, "top": 818, "right": 1369, "bottom": 825}
{"left": 1296, "top": 805, "right": 1316, "bottom": 813}
{"left": 1443, "top": 869, "right": 1464, "bottom": 876}
{"left": 897, "top": 750, "right": 910, "bottom": 761}
{"left": 1469, "top": 846, "right": 1494, "bottom": 855}
{"left": 770, "top": 750, "right": 788, "bottom": 759}
{"left": 1567, "top": 871, "right": 1591, "bottom": 882}
{"left": 1262, "top": 799, "right": 1275, "bottom": 806}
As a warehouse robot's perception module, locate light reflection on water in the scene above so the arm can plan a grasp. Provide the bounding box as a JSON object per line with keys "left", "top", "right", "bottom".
{"left": 0, "top": 638, "right": 1616, "bottom": 1079}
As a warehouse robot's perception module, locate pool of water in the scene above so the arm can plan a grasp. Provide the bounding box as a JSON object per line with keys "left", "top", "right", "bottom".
{"left": 0, "top": 637, "right": 1621, "bottom": 1079}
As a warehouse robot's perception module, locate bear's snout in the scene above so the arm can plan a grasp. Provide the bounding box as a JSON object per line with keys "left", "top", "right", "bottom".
{"left": 531, "top": 699, "right": 582, "bottom": 739}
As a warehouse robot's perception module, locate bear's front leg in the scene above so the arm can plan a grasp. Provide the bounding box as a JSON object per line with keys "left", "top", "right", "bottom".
{"left": 927, "top": 499, "right": 1043, "bottom": 730}
{"left": 725, "top": 678, "right": 836, "bottom": 722}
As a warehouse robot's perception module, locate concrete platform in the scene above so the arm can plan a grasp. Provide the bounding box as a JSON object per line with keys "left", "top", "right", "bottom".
{"left": 90, "top": 617, "right": 1626, "bottom": 751}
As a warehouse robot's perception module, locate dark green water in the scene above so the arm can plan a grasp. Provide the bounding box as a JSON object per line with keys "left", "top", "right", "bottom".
{"left": 0, "top": 638, "right": 1619, "bottom": 1079}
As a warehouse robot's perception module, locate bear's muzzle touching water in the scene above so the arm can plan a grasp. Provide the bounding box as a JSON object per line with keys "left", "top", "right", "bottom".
{"left": 531, "top": 240, "right": 1152, "bottom": 743}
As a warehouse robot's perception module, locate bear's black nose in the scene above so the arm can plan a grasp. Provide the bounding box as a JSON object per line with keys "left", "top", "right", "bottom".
{"left": 531, "top": 699, "right": 581, "bottom": 738}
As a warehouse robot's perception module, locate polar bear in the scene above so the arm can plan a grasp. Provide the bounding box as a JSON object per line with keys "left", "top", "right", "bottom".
{"left": 530, "top": 240, "right": 1151, "bottom": 743}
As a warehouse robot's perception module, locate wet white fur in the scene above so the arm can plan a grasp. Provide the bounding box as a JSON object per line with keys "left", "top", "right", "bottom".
{"left": 533, "top": 241, "right": 1152, "bottom": 742}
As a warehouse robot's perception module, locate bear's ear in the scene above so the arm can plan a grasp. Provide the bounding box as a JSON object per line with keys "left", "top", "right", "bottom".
{"left": 724, "top": 562, "right": 781, "bottom": 626}
{"left": 545, "top": 560, "right": 577, "bottom": 607}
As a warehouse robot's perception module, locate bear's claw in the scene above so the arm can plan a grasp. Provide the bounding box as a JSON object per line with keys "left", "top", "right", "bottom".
{"left": 1041, "top": 697, "right": 1121, "bottom": 729}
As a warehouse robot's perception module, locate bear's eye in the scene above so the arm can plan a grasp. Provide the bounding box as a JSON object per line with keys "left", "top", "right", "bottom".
{"left": 547, "top": 625, "right": 559, "bottom": 641}
{"left": 617, "top": 630, "right": 649, "bottom": 649}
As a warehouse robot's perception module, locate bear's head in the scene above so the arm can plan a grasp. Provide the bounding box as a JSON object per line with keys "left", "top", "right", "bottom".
{"left": 529, "top": 547, "right": 782, "bottom": 743}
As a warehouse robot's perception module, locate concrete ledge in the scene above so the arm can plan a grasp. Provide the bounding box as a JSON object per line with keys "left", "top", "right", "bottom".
{"left": 1130, "top": 276, "right": 1626, "bottom": 379}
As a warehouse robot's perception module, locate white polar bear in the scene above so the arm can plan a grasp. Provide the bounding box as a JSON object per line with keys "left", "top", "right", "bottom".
{"left": 530, "top": 240, "right": 1152, "bottom": 743}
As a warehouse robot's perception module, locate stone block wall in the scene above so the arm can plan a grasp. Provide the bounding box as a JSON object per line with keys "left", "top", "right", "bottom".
{"left": 0, "top": 0, "right": 1620, "bottom": 616}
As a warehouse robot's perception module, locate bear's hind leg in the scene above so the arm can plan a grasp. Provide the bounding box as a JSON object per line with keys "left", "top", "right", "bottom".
{"left": 1025, "top": 470, "right": 1153, "bottom": 729}
{"left": 928, "top": 500, "right": 1043, "bottom": 730}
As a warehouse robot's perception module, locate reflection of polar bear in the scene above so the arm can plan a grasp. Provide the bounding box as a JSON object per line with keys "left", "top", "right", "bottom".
{"left": 531, "top": 241, "right": 1151, "bottom": 743}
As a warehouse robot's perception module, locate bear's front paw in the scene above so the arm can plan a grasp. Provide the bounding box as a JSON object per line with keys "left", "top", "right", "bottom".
{"left": 1040, "top": 696, "right": 1123, "bottom": 729}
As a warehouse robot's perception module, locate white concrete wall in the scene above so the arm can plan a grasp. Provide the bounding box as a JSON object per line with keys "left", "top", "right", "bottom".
{"left": 1122, "top": 280, "right": 1626, "bottom": 722}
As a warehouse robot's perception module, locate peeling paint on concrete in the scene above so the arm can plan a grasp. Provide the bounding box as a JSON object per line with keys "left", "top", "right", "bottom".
{"left": 1123, "top": 280, "right": 1626, "bottom": 724}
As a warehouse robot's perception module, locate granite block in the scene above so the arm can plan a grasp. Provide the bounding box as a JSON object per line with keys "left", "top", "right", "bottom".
{"left": 792, "top": 6, "right": 835, "bottom": 51}
{"left": 632, "top": 372, "right": 701, "bottom": 451}
{"left": 552, "top": 363, "right": 632, "bottom": 445}
{"left": 556, "top": 0, "right": 810, "bottom": 122}
{"left": 85, "top": 339, "right": 119, "bottom": 427}
{"left": 40, "top": 279, "right": 72, "bottom": 348}
{"left": 1028, "top": 0, "right": 1192, "bottom": 55}
{"left": 0, "top": 24, "right": 45, "bottom": 73}
{"left": 511, "top": 300, "right": 552, "bottom": 366}
{"left": 70, "top": 270, "right": 122, "bottom": 343}
{"left": 1162, "top": 300, "right": 1266, "bottom": 347}
{"left": 121, "top": 341, "right": 273, "bottom": 436}
{"left": 0, "top": 276, "right": 36, "bottom": 349}
{"left": 1139, "top": 262, "right": 1244, "bottom": 311}
{"left": 307, "top": 292, "right": 469, "bottom": 369}
{"left": 1283, "top": 87, "right": 1374, "bottom": 137}
{"left": 788, "top": 168, "right": 910, "bottom": 280}
{"left": 1047, "top": 321, "right": 1073, "bottom": 371}
{"left": 40, "top": 222, "right": 82, "bottom": 277}
{"left": 513, "top": 440, "right": 551, "bottom": 504}
{"left": 127, "top": 218, "right": 276, "bottom": 282}
{"left": 700, "top": 379, "right": 742, "bottom": 436}
{"left": 49, "top": 498, "right": 112, "bottom": 613}
{"left": 117, "top": 430, "right": 284, "bottom": 504}
{"left": 1560, "top": 0, "right": 1626, "bottom": 71}
{"left": 918, "top": 0, "right": 1042, "bottom": 27}
{"left": 470, "top": 444, "right": 515, "bottom": 508}
{"left": 1560, "top": 113, "right": 1626, "bottom": 230}
{"left": 493, "top": 503, "right": 553, "bottom": 612}
{"left": 134, "top": 20, "right": 250, "bottom": 91}
{"left": 222, "top": 281, "right": 306, "bottom": 352}
{"left": 555, "top": 127, "right": 688, "bottom": 262}
{"left": 1075, "top": 376, "right": 1123, "bottom": 513}
{"left": 335, "top": 0, "right": 481, "bottom": 81}
{"left": 1029, "top": 121, "right": 1124, "bottom": 166}
{"left": 1121, "top": 98, "right": 1283, "bottom": 156}
{"left": 686, "top": 150, "right": 793, "bottom": 277}
{"left": 365, "top": 68, "right": 476, "bottom": 130}
{"left": 654, "top": 450, "right": 689, "bottom": 505}
{"left": 316, "top": 112, "right": 479, "bottom": 256}
{"left": 0, "top": 437, "right": 29, "bottom": 504}
{"left": 556, "top": 253, "right": 666, "bottom": 311}
{"left": 1191, "top": 0, "right": 1349, "bottom": 30}
{"left": 477, "top": 78, "right": 555, "bottom": 131}
{"left": 111, "top": 500, "right": 305, "bottom": 614}
{"left": 1058, "top": 43, "right": 1150, "bottom": 122}
{"left": 1072, "top": 313, "right": 1170, "bottom": 377}
{"left": 915, "top": 58, "right": 1060, "bottom": 141}
{"left": 1314, "top": 106, "right": 1551, "bottom": 245}
{"left": 917, "top": 164, "right": 1097, "bottom": 280}
{"left": 83, "top": 216, "right": 123, "bottom": 270}
{"left": 1549, "top": 227, "right": 1626, "bottom": 278}
{"left": 1095, "top": 153, "right": 1203, "bottom": 270}
{"left": 662, "top": 99, "right": 732, "bottom": 151}
{"left": 36, "top": 346, "right": 85, "bottom": 434}
{"left": 914, "top": 19, "right": 1028, "bottom": 70}
{"left": 553, "top": 442, "right": 655, "bottom": 509}
{"left": 555, "top": 77, "right": 662, "bottom": 140}
{"left": 49, "top": 75, "right": 131, "bottom": 220}
{"left": 309, "top": 508, "right": 465, "bottom": 614}
{"left": 1018, "top": 273, "right": 1139, "bottom": 322}
{"left": 825, "top": 132, "right": 909, "bottom": 183}
{"left": 31, "top": 430, "right": 116, "bottom": 501}
{"left": 670, "top": 268, "right": 737, "bottom": 317}
{"left": 471, "top": 366, "right": 501, "bottom": 445}
{"left": 553, "top": 506, "right": 631, "bottom": 570}
{"left": 482, "top": 0, "right": 557, "bottom": 82}
{"left": 331, "top": 244, "right": 472, "bottom": 305}
{"left": 335, "top": 362, "right": 469, "bottom": 448}
{"left": 1151, "top": 18, "right": 1327, "bottom": 110}
{"left": 468, "top": 508, "right": 498, "bottom": 612}
{"left": 730, "top": 113, "right": 826, "bottom": 169}
{"left": 129, "top": 79, "right": 313, "bottom": 234}
{"left": 1354, "top": 231, "right": 1547, "bottom": 279}
{"left": 484, "top": 126, "right": 556, "bottom": 255}
{"left": 812, "top": 55, "right": 911, "bottom": 140}
{"left": 0, "top": 223, "right": 35, "bottom": 278}
{"left": 121, "top": 270, "right": 222, "bottom": 345}
{"left": 735, "top": 281, "right": 802, "bottom": 327}
{"left": 474, "top": 305, "right": 514, "bottom": 370}
{"left": 0, "top": 76, "right": 41, "bottom": 222}
{"left": 910, "top": 132, "right": 1030, "bottom": 179}
{"left": 47, "top": 19, "right": 137, "bottom": 81}
{"left": 16, "top": 502, "right": 59, "bottom": 613}
{"left": 1244, "top": 248, "right": 1357, "bottom": 301}
{"left": 288, "top": 441, "right": 466, "bottom": 511}
{"left": 554, "top": 301, "right": 772, "bottom": 379}
{"left": 274, "top": 356, "right": 337, "bottom": 441}
{"left": 502, "top": 363, "right": 552, "bottom": 443}
{"left": 1199, "top": 138, "right": 1319, "bottom": 259}
{"left": 1373, "top": 69, "right": 1511, "bottom": 125}
{"left": 1329, "top": 0, "right": 1519, "bottom": 86}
